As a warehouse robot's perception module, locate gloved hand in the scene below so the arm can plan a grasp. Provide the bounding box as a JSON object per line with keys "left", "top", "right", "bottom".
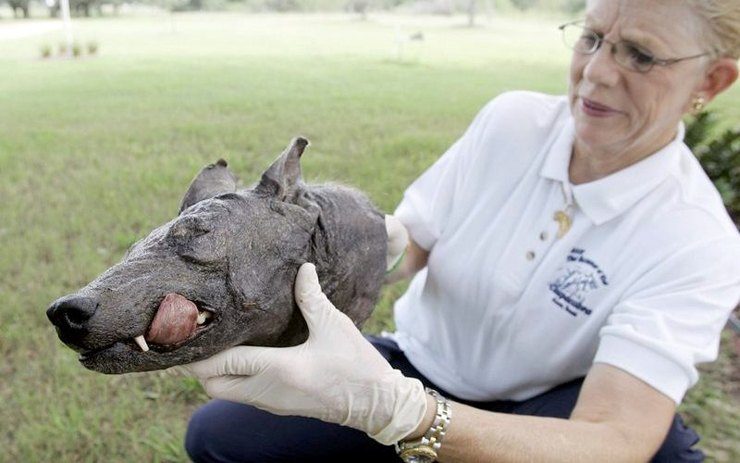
{"left": 385, "top": 215, "right": 408, "bottom": 272}
{"left": 180, "top": 263, "right": 428, "bottom": 445}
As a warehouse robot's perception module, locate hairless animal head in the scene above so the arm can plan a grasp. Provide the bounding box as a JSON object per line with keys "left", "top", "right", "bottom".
{"left": 46, "top": 138, "right": 387, "bottom": 374}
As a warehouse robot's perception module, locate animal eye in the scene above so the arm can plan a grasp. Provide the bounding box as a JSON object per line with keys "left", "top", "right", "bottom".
{"left": 167, "top": 216, "right": 225, "bottom": 264}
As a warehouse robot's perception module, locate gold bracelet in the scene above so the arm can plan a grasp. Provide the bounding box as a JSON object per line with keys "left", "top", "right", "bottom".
{"left": 395, "top": 388, "right": 452, "bottom": 463}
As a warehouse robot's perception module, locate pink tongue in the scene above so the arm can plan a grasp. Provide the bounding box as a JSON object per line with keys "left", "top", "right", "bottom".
{"left": 145, "top": 293, "right": 198, "bottom": 345}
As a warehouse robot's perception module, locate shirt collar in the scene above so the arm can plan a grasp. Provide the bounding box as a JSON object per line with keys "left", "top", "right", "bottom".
{"left": 540, "top": 117, "right": 684, "bottom": 225}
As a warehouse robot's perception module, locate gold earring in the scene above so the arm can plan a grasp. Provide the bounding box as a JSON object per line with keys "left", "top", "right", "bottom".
{"left": 691, "top": 95, "right": 706, "bottom": 114}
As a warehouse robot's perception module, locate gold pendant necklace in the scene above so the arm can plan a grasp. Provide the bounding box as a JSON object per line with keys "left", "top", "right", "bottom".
{"left": 553, "top": 183, "right": 574, "bottom": 239}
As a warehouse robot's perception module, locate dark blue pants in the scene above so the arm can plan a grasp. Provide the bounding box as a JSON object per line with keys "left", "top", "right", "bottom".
{"left": 185, "top": 336, "right": 704, "bottom": 462}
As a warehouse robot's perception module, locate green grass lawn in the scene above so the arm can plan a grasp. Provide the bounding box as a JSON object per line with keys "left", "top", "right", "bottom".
{"left": 1, "top": 12, "right": 738, "bottom": 462}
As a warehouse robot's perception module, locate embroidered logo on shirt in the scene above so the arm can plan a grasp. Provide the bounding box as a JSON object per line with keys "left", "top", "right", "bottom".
{"left": 548, "top": 248, "right": 609, "bottom": 317}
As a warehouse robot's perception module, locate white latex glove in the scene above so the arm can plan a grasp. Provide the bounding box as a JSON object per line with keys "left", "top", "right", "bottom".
{"left": 180, "top": 263, "right": 428, "bottom": 445}
{"left": 385, "top": 215, "right": 408, "bottom": 272}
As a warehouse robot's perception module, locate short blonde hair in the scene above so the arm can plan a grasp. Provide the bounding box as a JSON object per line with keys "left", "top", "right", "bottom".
{"left": 686, "top": 0, "right": 740, "bottom": 59}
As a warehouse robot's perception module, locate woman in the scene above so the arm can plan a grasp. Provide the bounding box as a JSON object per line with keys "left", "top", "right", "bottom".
{"left": 183, "top": 1, "right": 740, "bottom": 461}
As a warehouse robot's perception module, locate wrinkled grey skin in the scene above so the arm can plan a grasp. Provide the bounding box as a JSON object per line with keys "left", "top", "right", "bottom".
{"left": 47, "top": 138, "right": 387, "bottom": 374}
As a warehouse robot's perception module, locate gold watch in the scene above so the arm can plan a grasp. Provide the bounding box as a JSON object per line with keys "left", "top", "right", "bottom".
{"left": 395, "top": 388, "right": 452, "bottom": 463}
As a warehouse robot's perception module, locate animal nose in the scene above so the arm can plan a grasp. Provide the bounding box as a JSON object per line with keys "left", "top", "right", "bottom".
{"left": 47, "top": 295, "right": 99, "bottom": 342}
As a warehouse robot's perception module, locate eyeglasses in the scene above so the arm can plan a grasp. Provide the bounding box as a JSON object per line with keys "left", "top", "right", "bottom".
{"left": 558, "top": 21, "right": 710, "bottom": 73}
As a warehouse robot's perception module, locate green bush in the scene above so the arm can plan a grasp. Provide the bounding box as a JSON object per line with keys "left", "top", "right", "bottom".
{"left": 685, "top": 111, "right": 740, "bottom": 226}
{"left": 40, "top": 44, "right": 52, "bottom": 59}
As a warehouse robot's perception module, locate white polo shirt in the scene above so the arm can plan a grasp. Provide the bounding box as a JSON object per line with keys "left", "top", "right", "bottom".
{"left": 391, "top": 91, "right": 740, "bottom": 404}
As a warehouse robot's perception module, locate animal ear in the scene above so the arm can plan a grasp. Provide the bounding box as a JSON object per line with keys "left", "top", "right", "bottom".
{"left": 255, "top": 137, "right": 309, "bottom": 200}
{"left": 179, "top": 159, "right": 238, "bottom": 213}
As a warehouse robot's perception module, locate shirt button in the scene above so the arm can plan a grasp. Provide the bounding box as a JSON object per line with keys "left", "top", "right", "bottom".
{"left": 539, "top": 231, "right": 548, "bottom": 241}
{"left": 526, "top": 251, "right": 535, "bottom": 260}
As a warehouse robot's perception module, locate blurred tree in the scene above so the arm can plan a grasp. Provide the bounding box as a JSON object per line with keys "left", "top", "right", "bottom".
{"left": 48, "top": 0, "right": 102, "bottom": 17}
{"left": 264, "top": 0, "right": 300, "bottom": 11}
{"left": 562, "top": 0, "right": 584, "bottom": 14}
{"left": 510, "top": 0, "right": 537, "bottom": 11}
{"left": 74, "top": 0, "right": 97, "bottom": 16}
{"left": 346, "top": 0, "right": 370, "bottom": 20}
{"left": 8, "top": 0, "right": 30, "bottom": 18}
{"left": 466, "top": 0, "right": 476, "bottom": 27}
{"left": 97, "top": 0, "right": 125, "bottom": 15}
